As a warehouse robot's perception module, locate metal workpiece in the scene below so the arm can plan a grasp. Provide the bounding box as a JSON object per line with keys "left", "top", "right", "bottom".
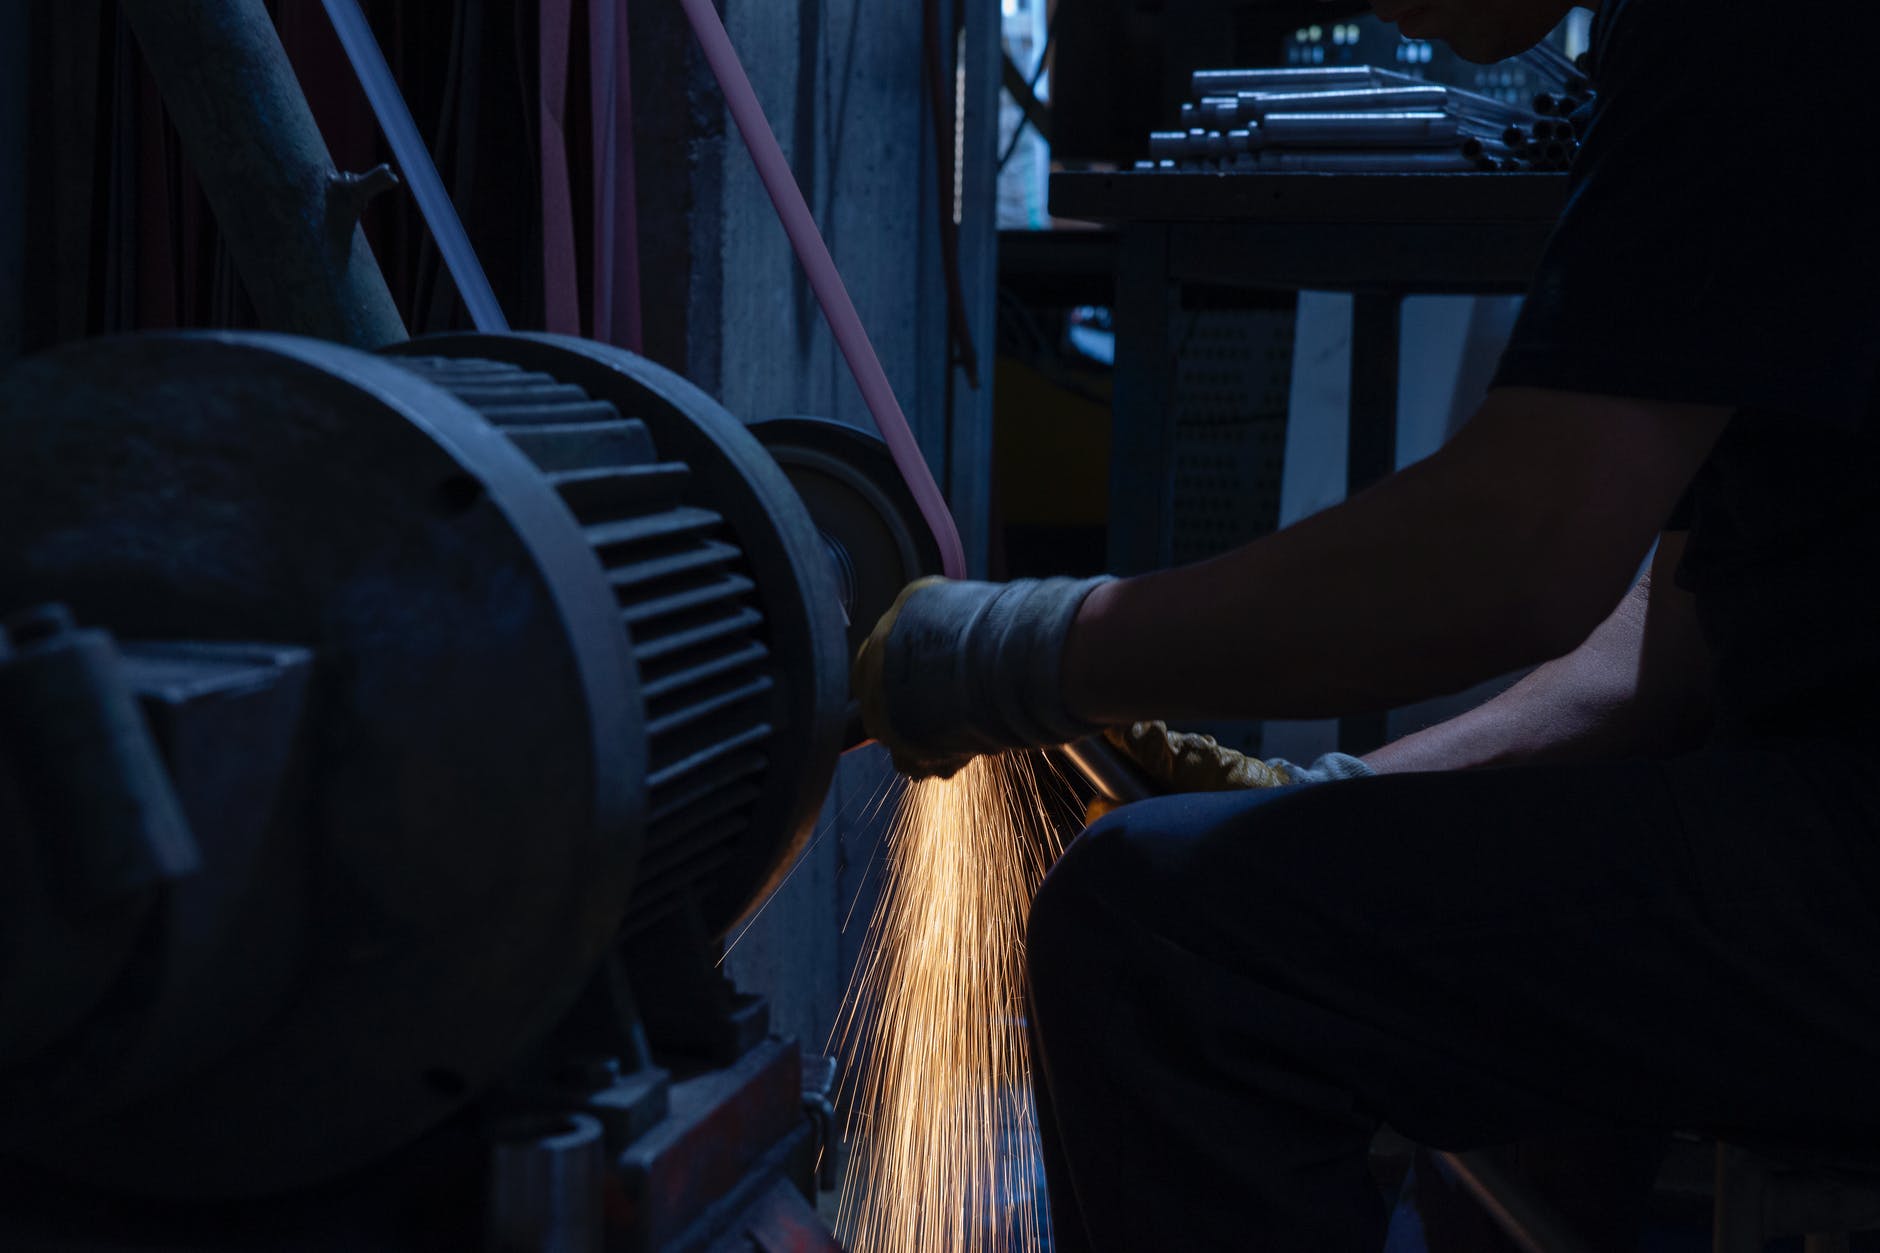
{"left": 1532, "top": 92, "right": 1587, "bottom": 117}
{"left": 1439, "top": 1150, "right": 1600, "bottom": 1253}
{"left": 1253, "top": 149, "right": 1486, "bottom": 173}
{"left": 1200, "top": 96, "right": 1241, "bottom": 128}
{"left": 1232, "top": 85, "right": 1534, "bottom": 128}
{"left": 487, "top": 1114, "right": 607, "bottom": 1253}
{"left": 1441, "top": 87, "right": 1550, "bottom": 128}
{"left": 1149, "top": 131, "right": 1189, "bottom": 160}
{"left": 1261, "top": 111, "right": 1465, "bottom": 148}
{"left": 1235, "top": 85, "right": 1449, "bottom": 123}
{"left": 1192, "top": 66, "right": 1423, "bottom": 97}
{"left": 117, "top": 1, "right": 405, "bottom": 347}
{"left": 1461, "top": 136, "right": 1519, "bottom": 161}
{"left": 1519, "top": 41, "right": 1589, "bottom": 95}
{"left": 1061, "top": 736, "right": 1157, "bottom": 808}
{"left": 1153, "top": 61, "right": 1582, "bottom": 175}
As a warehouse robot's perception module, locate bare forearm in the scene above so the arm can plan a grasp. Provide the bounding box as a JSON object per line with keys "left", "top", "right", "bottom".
{"left": 1363, "top": 629, "right": 1645, "bottom": 774}
{"left": 1365, "top": 535, "right": 1714, "bottom": 774}
{"left": 1065, "top": 403, "right": 1634, "bottom": 722}
{"left": 1060, "top": 389, "right": 1726, "bottom": 729}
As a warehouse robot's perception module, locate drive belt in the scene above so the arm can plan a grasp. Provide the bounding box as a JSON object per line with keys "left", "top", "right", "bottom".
{"left": 321, "top": 0, "right": 510, "bottom": 333}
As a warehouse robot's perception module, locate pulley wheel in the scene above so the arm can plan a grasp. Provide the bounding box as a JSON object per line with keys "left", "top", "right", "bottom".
{"left": 748, "top": 416, "right": 947, "bottom": 746}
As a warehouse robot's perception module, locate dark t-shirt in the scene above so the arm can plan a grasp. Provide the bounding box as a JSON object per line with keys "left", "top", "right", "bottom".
{"left": 1492, "top": 0, "right": 1880, "bottom": 741}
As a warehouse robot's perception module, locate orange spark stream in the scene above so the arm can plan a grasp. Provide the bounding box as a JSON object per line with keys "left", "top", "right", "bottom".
{"left": 835, "top": 753, "right": 1072, "bottom": 1253}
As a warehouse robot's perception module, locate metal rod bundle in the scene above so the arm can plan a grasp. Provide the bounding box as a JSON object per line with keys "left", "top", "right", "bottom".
{"left": 1519, "top": 41, "right": 1589, "bottom": 95}
{"left": 1261, "top": 111, "right": 1466, "bottom": 148}
{"left": 1191, "top": 66, "right": 1425, "bottom": 96}
{"left": 1140, "top": 61, "right": 1588, "bottom": 175}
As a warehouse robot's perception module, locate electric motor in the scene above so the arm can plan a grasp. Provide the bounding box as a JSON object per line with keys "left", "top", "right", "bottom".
{"left": 0, "top": 330, "right": 909, "bottom": 1199}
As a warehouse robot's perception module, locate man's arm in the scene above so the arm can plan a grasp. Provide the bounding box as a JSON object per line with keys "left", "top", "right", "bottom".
{"left": 1363, "top": 530, "right": 1714, "bottom": 774}
{"left": 1061, "top": 387, "right": 1730, "bottom": 725}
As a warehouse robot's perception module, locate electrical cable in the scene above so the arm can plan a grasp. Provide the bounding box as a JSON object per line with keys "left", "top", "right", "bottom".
{"left": 678, "top": 0, "right": 968, "bottom": 581}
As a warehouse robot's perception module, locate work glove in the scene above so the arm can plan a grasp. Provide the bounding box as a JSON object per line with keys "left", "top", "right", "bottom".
{"left": 853, "top": 575, "right": 1114, "bottom": 780}
{"left": 1085, "top": 720, "right": 1374, "bottom": 822}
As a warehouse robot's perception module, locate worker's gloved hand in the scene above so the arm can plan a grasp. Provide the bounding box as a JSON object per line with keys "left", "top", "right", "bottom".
{"left": 853, "top": 575, "right": 1114, "bottom": 780}
{"left": 1086, "top": 720, "right": 1374, "bottom": 822}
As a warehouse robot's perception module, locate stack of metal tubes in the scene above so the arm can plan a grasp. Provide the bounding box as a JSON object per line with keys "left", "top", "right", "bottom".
{"left": 1134, "top": 64, "right": 1589, "bottom": 174}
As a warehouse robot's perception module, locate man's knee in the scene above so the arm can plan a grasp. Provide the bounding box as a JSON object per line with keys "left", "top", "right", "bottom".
{"left": 1027, "top": 784, "right": 1392, "bottom": 990}
{"left": 1026, "top": 808, "right": 1130, "bottom": 988}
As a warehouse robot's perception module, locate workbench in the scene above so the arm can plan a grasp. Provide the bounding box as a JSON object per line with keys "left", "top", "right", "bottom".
{"left": 1047, "top": 169, "right": 1569, "bottom": 751}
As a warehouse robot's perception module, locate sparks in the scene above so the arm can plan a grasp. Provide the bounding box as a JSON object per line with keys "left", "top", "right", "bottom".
{"left": 835, "top": 753, "right": 1075, "bottom": 1253}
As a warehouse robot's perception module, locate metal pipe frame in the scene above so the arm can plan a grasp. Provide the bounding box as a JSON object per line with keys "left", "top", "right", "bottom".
{"left": 118, "top": 0, "right": 406, "bottom": 348}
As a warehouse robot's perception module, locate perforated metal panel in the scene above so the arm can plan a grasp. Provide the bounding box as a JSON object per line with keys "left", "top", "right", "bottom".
{"left": 1169, "top": 307, "right": 1294, "bottom": 566}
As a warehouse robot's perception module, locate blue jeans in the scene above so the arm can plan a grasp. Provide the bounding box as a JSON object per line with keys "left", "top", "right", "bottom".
{"left": 1025, "top": 743, "right": 1880, "bottom": 1252}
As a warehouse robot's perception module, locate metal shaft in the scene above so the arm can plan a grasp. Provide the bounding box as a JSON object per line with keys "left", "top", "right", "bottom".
{"left": 119, "top": 0, "right": 406, "bottom": 348}
{"left": 1061, "top": 737, "right": 1158, "bottom": 806}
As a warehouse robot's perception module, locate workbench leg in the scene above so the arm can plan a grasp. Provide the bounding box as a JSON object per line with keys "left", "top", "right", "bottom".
{"left": 1338, "top": 291, "right": 1402, "bottom": 756}
{"left": 1108, "top": 224, "right": 1177, "bottom": 575}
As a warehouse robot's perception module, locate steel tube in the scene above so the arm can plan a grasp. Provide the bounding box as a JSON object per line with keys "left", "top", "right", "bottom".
{"left": 1518, "top": 42, "right": 1588, "bottom": 94}
{"left": 1253, "top": 150, "right": 1483, "bottom": 172}
{"left": 1192, "top": 66, "right": 1421, "bottom": 96}
{"left": 1062, "top": 737, "right": 1158, "bottom": 807}
{"left": 1461, "top": 136, "right": 1517, "bottom": 161}
{"left": 1260, "top": 111, "right": 1463, "bottom": 148}
{"left": 1236, "top": 85, "right": 1448, "bottom": 123}
{"left": 118, "top": 0, "right": 406, "bottom": 347}
{"left": 1148, "top": 131, "right": 1189, "bottom": 160}
{"left": 1234, "top": 85, "right": 1535, "bottom": 130}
